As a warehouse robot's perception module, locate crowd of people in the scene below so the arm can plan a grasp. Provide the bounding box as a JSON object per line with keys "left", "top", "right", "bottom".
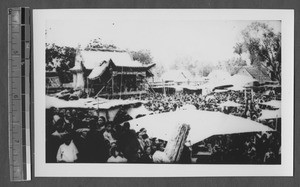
{"left": 143, "top": 87, "right": 280, "bottom": 129}
{"left": 46, "top": 86, "right": 281, "bottom": 164}
{"left": 194, "top": 131, "right": 280, "bottom": 164}
{"left": 46, "top": 107, "right": 167, "bottom": 163}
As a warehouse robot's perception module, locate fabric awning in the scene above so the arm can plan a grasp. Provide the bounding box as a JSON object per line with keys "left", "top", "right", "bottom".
{"left": 259, "top": 109, "right": 281, "bottom": 120}
{"left": 125, "top": 110, "right": 273, "bottom": 144}
{"left": 259, "top": 100, "right": 281, "bottom": 109}
{"left": 46, "top": 95, "right": 147, "bottom": 110}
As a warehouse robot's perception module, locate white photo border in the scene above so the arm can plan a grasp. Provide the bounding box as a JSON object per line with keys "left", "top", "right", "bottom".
{"left": 33, "top": 9, "right": 294, "bottom": 177}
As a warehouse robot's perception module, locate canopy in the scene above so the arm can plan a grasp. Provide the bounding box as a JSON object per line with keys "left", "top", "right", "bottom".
{"left": 229, "top": 74, "right": 258, "bottom": 87}
{"left": 207, "top": 74, "right": 257, "bottom": 91}
{"left": 227, "top": 85, "right": 246, "bottom": 91}
{"left": 214, "top": 89, "right": 229, "bottom": 93}
{"left": 126, "top": 110, "right": 273, "bottom": 144}
{"left": 259, "top": 100, "right": 281, "bottom": 109}
{"left": 46, "top": 95, "right": 146, "bottom": 110}
{"left": 180, "top": 104, "right": 197, "bottom": 110}
{"left": 259, "top": 109, "right": 281, "bottom": 120}
{"left": 219, "top": 101, "right": 242, "bottom": 108}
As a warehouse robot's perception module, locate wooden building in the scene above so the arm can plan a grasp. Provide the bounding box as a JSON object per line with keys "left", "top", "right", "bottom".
{"left": 69, "top": 50, "right": 155, "bottom": 98}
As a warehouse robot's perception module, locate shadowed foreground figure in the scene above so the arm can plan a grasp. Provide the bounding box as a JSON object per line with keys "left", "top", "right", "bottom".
{"left": 118, "top": 122, "right": 140, "bottom": 163}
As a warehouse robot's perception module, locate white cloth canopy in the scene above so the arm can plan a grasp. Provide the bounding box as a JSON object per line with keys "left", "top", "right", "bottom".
{"left": 214, "top": 89, "right": 229, "bottom": 93}
{"left": 259, "top": 109, "right": 281, "bottom": 120}
{"left": 126, "top": 110, "right": 273, "bottom": 144}
{"left": 207, "top": 74, "right": 257, "bottom": 91}
{"left": 46, "top": 95, "right": 146, "bottom": 110}
{"left": 219, "top": 101, "right": 242, "bottom": 108}
{"left": 259, "top": 100, "right": 281, "bottom": 109}
{"left": 229, "top": 74, "right": 258, "bottom": 87}
{"left": 227, "top": 85, "right": 246, "bottom": 91}
{"left": 180, "top": 104, "right": 197, "bottom": 110}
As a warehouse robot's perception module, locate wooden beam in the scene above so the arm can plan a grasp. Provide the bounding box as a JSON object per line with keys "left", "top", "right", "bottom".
{"left": 164, "top": 123, "right": 190, "bottom": 162}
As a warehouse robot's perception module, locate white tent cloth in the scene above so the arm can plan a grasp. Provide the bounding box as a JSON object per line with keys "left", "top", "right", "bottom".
{"left": 214, "top": 89, "right": 229, "bottom": 93}
{"left": 259, "top": 100, "right": 281, "bottom": 109}
{"left": 46, "top": 95, "right": 147, "bottom": 110}
{"left": 259, "top": 109, "right": 281, "bottom": 120}
{"left": 126, "top": 110, "right": 273, "bottom": 145}
{"left": 219, "top": 101, "right": 242, "bottom": 108}
{"left": 229, "top": 74, "right": 258, "bottom": 87}
{"left": 180, "top": 104, "right": 197, "bottom": 110}
{"left": 208, "top": 74, "right": 258, "bottom": 91}
{"left": 227, "top": 85, "right": 246, "bottom": 91}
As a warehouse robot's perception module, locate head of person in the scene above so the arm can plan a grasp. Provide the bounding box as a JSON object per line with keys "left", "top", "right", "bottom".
{"left": 63, "top": 133, "right": 72, "bottom": 145}
{"left": 71, "top": 109, "right": 77, "bottom": 115}
{"left": 63, "top": 122, "right": 73, "bottom": 132}
{"left": 98, "top": 116, "right": 106, "bottom": 126}
{"left": 158, "top": 143, "right": 165, "bottom": 151}
{"left": 123, "top": 122, "right": 130, "bottom": 131}
{"left": 55, "top": 119, "right": 64, "bottom": 132}
{"left": 106, "top": 123, "right": 113, "bottom": 131}
{"left": 145, "top": 146, "right": 151, "bottom": 155}
{"left": 65, "top": 109, "right": 71, "bottom": 117}
{"left": 137, "top": 148, "right": 143, "bottom": 158}
{"left": 111, "top": 147, "right": 120, "bottom": 157}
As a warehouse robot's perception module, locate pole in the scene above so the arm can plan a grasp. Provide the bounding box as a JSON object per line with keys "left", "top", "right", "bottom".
{"left": 120, "top": 67, "right": 123, "bottom": 99}
{"left": 163, "top": 79, "right": 166, "bottom": 96}
{"left": 275, "top": 115, "right": 278, "bottom": 131}
{"left": 112, "top": 74, "right": 114, "bottom": 99}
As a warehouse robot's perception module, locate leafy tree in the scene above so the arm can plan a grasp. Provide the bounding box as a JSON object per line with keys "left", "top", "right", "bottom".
{"left": 223, "top": 57, "right": 247, "bottom": 75}
{"left": 45, "top": 43, "right": 76, "bottom": 83}
{"left": 84, "top": 37, "right": 118, "bottom": 51}
{"left": 233, "top": 42, "right": 245, "bottom": 57}
{"left": 201, "top": 64, "right": 214, "bottom": 77}
{"left": 238, "top": 22, "right": 281, "bottom": 82}
{"left": 130, "top": 49, "right": 153, "bottom": 65}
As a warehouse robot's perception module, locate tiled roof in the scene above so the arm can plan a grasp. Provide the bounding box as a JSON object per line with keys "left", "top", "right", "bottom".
{"left": 80, "top": 50, "right": 154, "bottom": 69}
{"left": 243, "top": 66, "right": 272, "bottom": 82}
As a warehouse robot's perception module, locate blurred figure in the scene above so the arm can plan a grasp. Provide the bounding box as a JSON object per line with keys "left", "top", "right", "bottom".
{"left": 107, "top": 147, "right": 127, "bottom": 163}
{"left": 56, "top": 133, "right": 79, "bottom": 163}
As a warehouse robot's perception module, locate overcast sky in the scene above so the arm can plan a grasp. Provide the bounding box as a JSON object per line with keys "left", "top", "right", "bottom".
{"left": 46, "top": 19, "right": 280, "bottom": 67}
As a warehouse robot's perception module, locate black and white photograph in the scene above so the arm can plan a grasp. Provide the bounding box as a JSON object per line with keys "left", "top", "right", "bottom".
{"left": 33, "top": 9, "right": 294, "bottom": 177}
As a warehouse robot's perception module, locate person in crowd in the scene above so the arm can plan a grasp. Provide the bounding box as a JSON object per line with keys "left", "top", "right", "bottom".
{"left": 117, "top": 122, "right": 140, "bottom": 163}
{"left": 107, "top": 147, "right": 128, "bottom": 163}
{"left": 85, "top": 117, "right": 109, "bottom": 163}
{"left": 103, "top": 122, "right": 117, "bottom": 145}
{"left": 264, "top": 147, "right": 276, "bottom": 164}
{"left": 139, "top": 146, "right": 153, "bottom": 163}
{"left": 179, "top": 140, "right": 192, "bottom": 164}
{"left": 56, "top": 133, "right": 79, "bottom": 163}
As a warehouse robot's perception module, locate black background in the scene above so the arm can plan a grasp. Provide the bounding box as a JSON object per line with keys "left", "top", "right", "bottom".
{"left": 0, "top": 0, "right": 299, "bottom": 186}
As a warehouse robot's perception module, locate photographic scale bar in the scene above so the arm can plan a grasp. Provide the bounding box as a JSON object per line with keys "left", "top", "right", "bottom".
{"left": 8, "top": 7, "right": 31, "bottom": 181}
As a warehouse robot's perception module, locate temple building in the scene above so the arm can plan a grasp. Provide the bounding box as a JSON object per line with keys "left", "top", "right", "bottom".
{"left": 69, "top": 49, "right": 155, "bottom": 98}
